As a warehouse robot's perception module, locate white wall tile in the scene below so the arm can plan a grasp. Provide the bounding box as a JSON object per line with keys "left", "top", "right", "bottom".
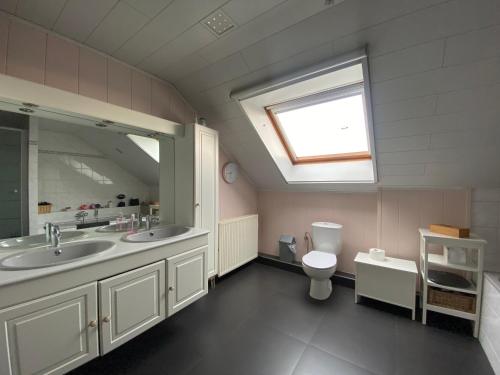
{"left": 472, "top": 202, "right": 500, "bottom": 228}
{"left": 379, "top": 164, "right": 425, "bottom": 176}
{"left": 370, "top": 40, "right": 444, "bottom": 83}
{"left": 436, "top": 83, "right": 500, "bottom": 115}
{"left": 372, "top": 57, "right": 500, "bottom": 106}
{"left": 473, "top": 189, "right": 500, "bottom": 203}
{"left": 376, "top": 135, "right": 430, "bottom": 153}
{"left": 37, "top": 130, "right": 151, "bottom": 212}
{"left": 445, "top": 24, "right": 500, "bottom": 66}
{"left": 373, "top": 95, "right": 437, "bottom": 123}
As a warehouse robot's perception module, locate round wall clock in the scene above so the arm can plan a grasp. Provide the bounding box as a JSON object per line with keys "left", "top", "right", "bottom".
{"left": 222, "top": 162, "right": 239, "bottom": 184}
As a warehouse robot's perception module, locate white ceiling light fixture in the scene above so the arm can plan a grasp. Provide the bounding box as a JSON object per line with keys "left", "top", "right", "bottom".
{"left": 201, "top": 9, "right": 236, "bottom": 37}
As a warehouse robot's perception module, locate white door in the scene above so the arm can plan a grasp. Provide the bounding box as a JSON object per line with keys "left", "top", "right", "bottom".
{"left": 167, "top": 246, "right": 208, "bottom": 316}
{"left": 195, "top": 126, "right": 219, "bottom": 278}
{"left": 0, "top": 283, "right": 99, "bottom": 375}
{"left": 99, "top": 261, "right": 166, "bottom": 355}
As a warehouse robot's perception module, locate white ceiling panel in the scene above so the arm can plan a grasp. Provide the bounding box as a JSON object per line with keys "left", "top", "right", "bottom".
{"left": 86, "top": 2, "right": 149, "bottom": 54}
{"left": 113, "top": 0, "right": 227, "bottom": 66}
{"left": 197, "top": 0, "right": 330, "bottom": 64}
{"left": 139, "top": 23, "right": 216, "bottom": 74}
{"left": 161, "top": 55, "right": 210, "bottom": 82}
{"left": 123, "top": 0, "right": 174, "bottom": 18}
{"left": 175, "top": 53, "right": 249, "bottom": 94}
{"left": 16, "top": 0, "right": 66, "bottom": 29}
{"left": 54, "top": 0, "right": 118, "bottom": 42}
{"left": 221, "top": 0, "right": 287, "bottom": 26}
{"left": 7, "top": 0, "right": 500, "bottom": 190}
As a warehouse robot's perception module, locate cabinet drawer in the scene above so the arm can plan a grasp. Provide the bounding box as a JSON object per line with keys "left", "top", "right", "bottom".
{"left": 167, "top": 246, "right": 208, "bottom": 316}
{"left": 99, "top": 261, "right": 166, "bottom": 355}
{"left": 0, "top": 283, "right": 99, "bottom": 375}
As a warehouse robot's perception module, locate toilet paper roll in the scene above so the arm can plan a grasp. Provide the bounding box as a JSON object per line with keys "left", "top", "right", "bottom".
{"left": 369, "top": 248, "right": 386, "bottom": 261}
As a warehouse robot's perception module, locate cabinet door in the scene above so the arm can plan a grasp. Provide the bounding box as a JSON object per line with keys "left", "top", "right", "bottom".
{"left": 195, "top": 125, "right": 219, "bottom": 278}
{"left": 167, "top": 246, "right": 208, "bottom": 316}
{"left": 0, "top": 283, "right": 98, "bottom": 375}
{"left": 99, "top": 261, "right": 165, "bottom": 355}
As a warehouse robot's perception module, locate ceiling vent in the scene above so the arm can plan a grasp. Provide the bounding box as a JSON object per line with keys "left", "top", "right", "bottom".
{"left": 201, "top": 9, "right": 236, "bottom": 37}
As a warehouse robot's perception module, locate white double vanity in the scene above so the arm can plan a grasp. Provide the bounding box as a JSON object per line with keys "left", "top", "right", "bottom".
{"left": 0, "top": 227, "right": 209, "bottom": 374}
{"left": 0, "top": 74, "right": 220, "bottom": 375}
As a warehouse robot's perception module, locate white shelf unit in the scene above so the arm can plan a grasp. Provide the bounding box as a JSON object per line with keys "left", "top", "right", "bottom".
{"left": 419, "top": 228, "right": 486, "bottom": 337}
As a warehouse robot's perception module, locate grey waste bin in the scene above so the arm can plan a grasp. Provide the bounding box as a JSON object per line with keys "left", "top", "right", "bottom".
{"left": 279, "top": 235, "right": 296, "bottom": 263}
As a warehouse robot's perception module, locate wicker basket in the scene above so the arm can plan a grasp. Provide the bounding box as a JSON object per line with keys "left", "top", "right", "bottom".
{"left": 38, "top": 204, "right": 52, "bottom": 214}
{"left": 428, "top": 287, "right": 475, "bottom": 313}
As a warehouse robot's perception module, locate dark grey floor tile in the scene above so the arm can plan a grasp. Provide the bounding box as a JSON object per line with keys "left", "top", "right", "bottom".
{"left": 69, "top": 263, "right": 494, "bottom": 375}
{"left": 187, "top": 318, "right": 306, "bottom": 375}
{"left": 251, "top": 291, "right": 327, "bottom": 343}
{"left": 394, "top": 317, "right": 494, "bottom": 375}
{"left": 293, "top": 346, "right": 376, "bottom": 375}
{"left": 71, "top": 316, "right": 203, "bottom": 375}
{"left": 310, "top": 297, "right": 398, "bottom": 375}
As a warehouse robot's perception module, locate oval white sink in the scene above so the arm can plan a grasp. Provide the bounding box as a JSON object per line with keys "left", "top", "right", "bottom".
{"left": 122, "top": 225, "right": 190, "bottom": 243}
{"left": 0, "top": 240, "right": 115, "bottom": 270}
{"left": 0, "top": 231, "right": 86, "bottom": 250}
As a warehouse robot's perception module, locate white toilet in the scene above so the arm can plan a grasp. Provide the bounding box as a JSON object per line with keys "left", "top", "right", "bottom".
{"left": 302, "top": 222, "right": 343, "bottom": 300}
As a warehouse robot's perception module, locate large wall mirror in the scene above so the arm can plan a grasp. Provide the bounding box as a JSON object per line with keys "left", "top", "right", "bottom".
{"left": 0, "top": 108, "right": 166, "bottom": 240}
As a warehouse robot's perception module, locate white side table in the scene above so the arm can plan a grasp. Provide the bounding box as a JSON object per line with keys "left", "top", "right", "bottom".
{"left": 355, "top": 252, "right": 418, "bottom": 320}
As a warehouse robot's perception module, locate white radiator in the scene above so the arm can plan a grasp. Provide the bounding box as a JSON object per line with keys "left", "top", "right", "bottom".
{"left": 218, "top": 214, "right": 258, "bottom": 276}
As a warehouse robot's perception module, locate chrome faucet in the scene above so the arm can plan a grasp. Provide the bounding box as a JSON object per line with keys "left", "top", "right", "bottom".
{"left": 44, "top": 222, "right": 54, "bottom": 243}
{"left": 144, "top": 215, "right": 159, "bottom": 230}
{"left": 51, "top": 224, "right": 62, "bottom": 251}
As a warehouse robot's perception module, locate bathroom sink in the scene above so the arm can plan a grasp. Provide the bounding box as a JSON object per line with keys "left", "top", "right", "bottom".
{"left": 0, "top": 231, "right": 86, "bottom": 250}
{"left": 0, "top": 240, "right": 115, "bottom": 270}
{"left": 122, "top": 225, "right": 190, "bottom": 243}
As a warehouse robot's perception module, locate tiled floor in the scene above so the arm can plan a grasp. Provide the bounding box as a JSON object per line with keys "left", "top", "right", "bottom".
{"left": 70, "top": 262, "right": 494, "bottom": 375}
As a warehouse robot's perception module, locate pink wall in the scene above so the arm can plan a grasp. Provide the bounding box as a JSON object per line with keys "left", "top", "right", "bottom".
{"left": 219, "top": 149, "right": 258, "bottom": 220}
{"left": 0, "top": 15, "right": 196, "bottom": 124}
{"left": 258, "top": 189, "right": 470, "bottom": 274}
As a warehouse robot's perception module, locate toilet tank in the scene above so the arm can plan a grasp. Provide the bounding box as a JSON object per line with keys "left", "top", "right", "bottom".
{"left": 312, "top": 222, "right": 343, "bottom": 254}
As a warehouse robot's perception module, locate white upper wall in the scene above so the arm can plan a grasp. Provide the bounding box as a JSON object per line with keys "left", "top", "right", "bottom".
{"left": 177, "top": 0, "right": 500, "bottom": 190}
{"left": 5, "top": 0, "right": 500, "bottom": 189}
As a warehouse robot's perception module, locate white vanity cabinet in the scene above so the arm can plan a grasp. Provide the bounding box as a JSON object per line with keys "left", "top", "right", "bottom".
{"left": 0, "top": 283, "right": 99, "bottom": 375}
{"left": 98, "top": 261, "right": 166, "bottom": 354}
{"left": 168, "top": 124, "right": 219, "bottom": 279}
{"left": 167, "top": 246, "right": 208, "bottom": 316}
{"left": 0, "top": 232, "right": 209, "bottom": 374}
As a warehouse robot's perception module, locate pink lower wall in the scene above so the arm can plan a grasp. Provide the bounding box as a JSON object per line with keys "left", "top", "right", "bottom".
{"left": 219, "top": 149, "right": 258, "bottom": 220}
{"left": 0, "top": 14, "right": 196, "bottom": 125}
{"left": 258, "top": 189, "right": 470, "bottom": 274}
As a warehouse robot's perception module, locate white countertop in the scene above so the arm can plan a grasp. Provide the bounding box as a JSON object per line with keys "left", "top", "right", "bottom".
{"left": 0, "top": 226, "right": 209, "bottom": 287}
{"left": 355, "top": 252, "right": 418, "bottom": 273}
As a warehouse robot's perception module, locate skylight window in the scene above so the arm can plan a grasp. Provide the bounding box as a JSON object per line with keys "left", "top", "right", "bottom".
{"left": 232, "top": 49, "right": 377, "bottom": 184}
{"left": 265, "top": 85, "right": 370, "bottom": 164}
{"left": 126, "top": 134, "right": 159, "bottom": 162}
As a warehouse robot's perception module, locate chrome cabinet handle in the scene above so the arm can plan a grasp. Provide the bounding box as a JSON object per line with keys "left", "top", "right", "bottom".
{"left": 88, "top": 320, "right": 97, "bottom": 328}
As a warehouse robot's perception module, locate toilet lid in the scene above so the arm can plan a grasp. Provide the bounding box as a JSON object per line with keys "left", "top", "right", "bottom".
{"left": 302, "top": 251, "right": 337, "bottom": 269}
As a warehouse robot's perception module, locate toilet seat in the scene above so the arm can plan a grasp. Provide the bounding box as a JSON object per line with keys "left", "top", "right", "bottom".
{"left": 302, "top": 251, "right": 337, "bottom": 269}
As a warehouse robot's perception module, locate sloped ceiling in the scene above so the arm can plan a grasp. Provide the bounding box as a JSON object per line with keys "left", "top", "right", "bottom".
{"left": 38, "top": 118, "right": 159, "bottom": 186}
{"left": 4, "top": 0, "right": 500, "bottom": 189}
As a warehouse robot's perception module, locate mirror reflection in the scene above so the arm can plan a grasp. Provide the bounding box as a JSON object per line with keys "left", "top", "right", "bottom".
{"left": 0, "top": 109, "right": 161, "bottom": 241}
